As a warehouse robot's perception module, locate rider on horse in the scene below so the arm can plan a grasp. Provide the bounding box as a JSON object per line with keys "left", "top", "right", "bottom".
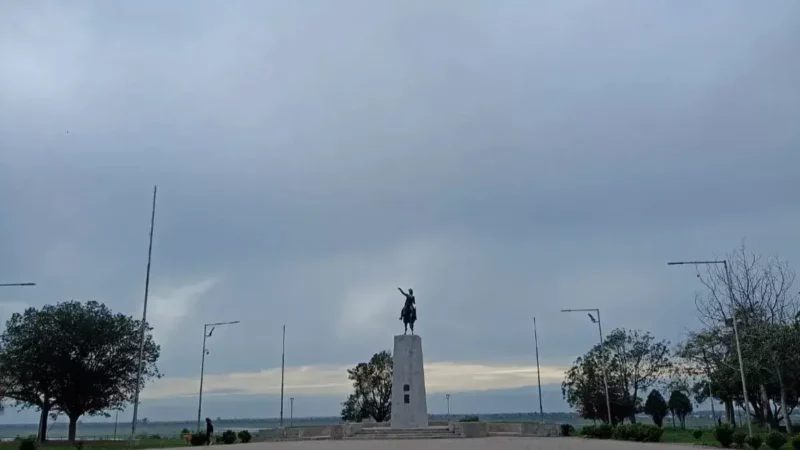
{"left": 398, "top": 287, "right": 417, "bottom": 334}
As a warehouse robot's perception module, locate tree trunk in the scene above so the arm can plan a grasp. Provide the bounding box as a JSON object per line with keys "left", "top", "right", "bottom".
{"left": 68, "top": 415, "right": 79, "bottom": 442}
{"left": 671, "top": 411, "right": 676, "bottom": 428}
{"left": 38, "top": 404, "right": 50, "bottom": 442}
{"left": 725, "top": 400, "right": 736, "bottom": 426}
{"left": 760, "top": 384, "right": 774, "bottom": 429}
{"left": 775, "top": 367, "right": 793, "bottom": 435}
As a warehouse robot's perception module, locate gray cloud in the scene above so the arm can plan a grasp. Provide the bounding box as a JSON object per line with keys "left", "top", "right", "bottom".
{"left": 1, "top": 0, "right": 799, "bottom": 419}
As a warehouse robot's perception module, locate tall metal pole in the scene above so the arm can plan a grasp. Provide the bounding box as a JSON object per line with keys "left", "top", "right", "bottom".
{"left": 667, "top": 260, "right": 752, "bottom": 436}
{"left": 131, "top": 185, "right": 157, "bottom": 439}
{"left": 289, "top": 397, "right": 294, "bottom": 427}
{"left": 595, "top": 310, "right": 613, "bottom": 427}
{"left": 114, "top": 411, "right": 119, "bottom": 440}
{"left": 533, "top": 317, "right": 544, "bottom": 423}
{"left": 446, "top": 394, "right": 451, "bottom": 421}
{"left": 197, "top": 325, "right": 209, "bottom": 432}
{"left": 723, "top": 260, "right": 753, "bottom": 436}
{"left": 280, "top": 325, "right": 286, "bottom": 428}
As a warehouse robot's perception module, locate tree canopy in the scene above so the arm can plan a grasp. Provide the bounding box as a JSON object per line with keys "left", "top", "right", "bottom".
{"left": 667, "top": 390, "right": 693, "bottom": 429}
{"left": 562, "top": 328, "right": 671, "bottom": 425}
{"left": 0, "top": 301, "right": 161, "bottom": 441}
{"left": 644, "top": 390, "right": 668, "bottom": 427}
{"left": 340, "top": 350, "right": 392, "bottom": 423}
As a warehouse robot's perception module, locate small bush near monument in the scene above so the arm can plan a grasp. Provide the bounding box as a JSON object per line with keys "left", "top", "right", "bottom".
{"left": 581, "top": 424, "right": 613, "bottom": 439}
{"left": 18, "top": 439, "right": 36, "bottom": 450}
{"left": 220, "top": 430, "right": 238, "bottom": 444}
{"left": 746, "top": 434, "right": 764, "bottom": 449}
{"left": 764, "top": 431, "right": 786, "bottom": 449}
{"left": 692, "top": 429, "right": 703, "bottom": 440}
{"left": 713, "top": 424, "right": 735, "bottom": 448}
{"left": 791, "top": 434, "right": 800, "bottom": 449}
{"left": 610, "top": 424, "right": 663, "bottom": 442}
{"left": 237, "top": 430, "right": 252, "bottom": 443}
{"left": 190, "top": 432, "right": 207, "bottom": 446}
{"left": 459, "top": 416, "right": 479, "bottom": 422}
{"left": 559, "top": 423, "right": 574, "bottom": 436}
{"left": 733, "top": 431, "right": 747, "bottom": 447}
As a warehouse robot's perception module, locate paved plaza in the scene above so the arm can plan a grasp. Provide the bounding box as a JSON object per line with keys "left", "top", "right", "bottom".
{"left": 207, "top": 437, "right": 690, "bottom": 449}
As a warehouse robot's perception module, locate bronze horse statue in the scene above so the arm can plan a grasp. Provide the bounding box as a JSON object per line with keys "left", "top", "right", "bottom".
{"left": 398, "top": 287, "right": 417, "bottom": 335}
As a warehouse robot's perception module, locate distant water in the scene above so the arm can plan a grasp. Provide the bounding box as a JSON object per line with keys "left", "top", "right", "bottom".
{"left": 0, "top": 412, "right": 729, "bottom": 439}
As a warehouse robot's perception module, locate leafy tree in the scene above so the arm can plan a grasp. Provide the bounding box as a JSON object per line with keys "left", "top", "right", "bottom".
{"left": 0, "top": 306, "right": 62, "bottom": 441}
{"left": 644, "top": 390, "right": 668, "bottom": 427}
{"left": 340, "top": 350, "right": 392, "bottom": 422}
{"left": 668, "top": 390, "right": 693, "bottom": 429}
{"left": 562, "top": 342, "right": 632, "bottom": 425}
{"left": 603, "top": 328, "right": 672, "bottom": 423}
{"left": 562, "top": 328, "right": 671, "bottom": 424}
{"left": 1, "top": 301, "right": 161, "bottom": 441}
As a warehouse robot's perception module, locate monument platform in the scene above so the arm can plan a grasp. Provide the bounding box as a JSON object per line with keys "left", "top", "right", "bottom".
{"left": 390, "top": 334, "right": 428, "bottom": 429}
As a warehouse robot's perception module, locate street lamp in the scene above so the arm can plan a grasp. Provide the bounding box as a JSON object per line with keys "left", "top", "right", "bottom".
{"left": 561, "top": 308, "right": 612, "bottom": 425}
{"left": 667, "top": 260, "right": 752, "bottom": 436}
{"left": 445, "top": 394, "right": 451, "bottom": 421}
{"left": 0, "top": 282, "right": 36, "bottom": 287}
{"left": 197, "top": 321, "right": 240, "bottom": 432}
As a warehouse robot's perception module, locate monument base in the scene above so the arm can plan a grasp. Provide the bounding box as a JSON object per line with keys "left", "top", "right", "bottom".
{"left": 390, "top": 334, "right": 428, "bottom": 429}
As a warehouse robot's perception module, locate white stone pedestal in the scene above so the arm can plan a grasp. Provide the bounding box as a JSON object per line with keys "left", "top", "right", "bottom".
{"left": 390, "top": 334, "right": 428, "bottom": 429}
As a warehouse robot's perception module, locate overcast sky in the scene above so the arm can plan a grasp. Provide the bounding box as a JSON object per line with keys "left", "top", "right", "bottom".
{"left": 1, "top": 0, "right": 799, "bottom": 423}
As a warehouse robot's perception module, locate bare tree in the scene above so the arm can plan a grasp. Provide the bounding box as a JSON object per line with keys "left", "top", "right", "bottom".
{"left": 693, "top": 243, "right": 799, "bottom": 432}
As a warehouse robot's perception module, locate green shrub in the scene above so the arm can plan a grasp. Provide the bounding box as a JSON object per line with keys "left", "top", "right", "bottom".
{"left": 72, "top": 442, "right": 84, "bottom": 450}
{"left": 220, "top": 430, "right": 237, "bottom": 445}
{"left": 692, "top": 429, "right": 703, "bottom": 440}
{"left": 459, "top": 416, "right": 479, "bottom": 422}
{"left": 764, "top": 431, "right": 786, "bottom": 450}
{"left": 612, "top": 424, "right": 630, "bottom": 440}
{"left": 148, "top": 434, "right": 162, "bottom": 440}
{"left": 581, "top": 425, "right": 596, "bottom": 437}
{"left": 558, "top": 423, "right": 574, "bottom": 437}
{"left": 791, "top": 434, "right": 800, "bottom": 450}
{"left": 612, "top": 424, "right": 662, "bottom": 442}
{"left": 746, "top": 434, "right": 764, "bottom": 449}
{"left": 19, "top": 439, "right": 36, "bottom": 450}
{"left": 595, "top": 424, "right": 613, "bottom": 439}
{"left": 189, "top": 433, "right": 207, "bottom": 446}
{"left": 181, "top": 428, "right": 191, "bottom": 435}
{"left": 237, "top": 430, "right": 252, "bottom": 443}
{"left": 644, "top": 424, "right": 664, "bottom": 442}
{"left": 714, "top": 423, "right": 735, "bottom": 448}
{"left": 733, "top": 431, "right": 747, "bottom": 447}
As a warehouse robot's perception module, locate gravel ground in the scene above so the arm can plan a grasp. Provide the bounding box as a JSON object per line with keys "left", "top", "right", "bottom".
{"left": 202, "top": 437, "right": 691, "bottom": 450}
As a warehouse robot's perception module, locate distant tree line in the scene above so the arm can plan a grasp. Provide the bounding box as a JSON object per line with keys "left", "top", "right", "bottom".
{"left": 0, "top": 301, "right": 161, "bottom": 441}
{"left": 561, "top": 244, "right": 800, "bottom": 435}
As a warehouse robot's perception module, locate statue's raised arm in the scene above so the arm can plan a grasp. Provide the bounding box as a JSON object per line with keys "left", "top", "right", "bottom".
{"left": 397, "top": 287, "right": 407, "bottom": 297}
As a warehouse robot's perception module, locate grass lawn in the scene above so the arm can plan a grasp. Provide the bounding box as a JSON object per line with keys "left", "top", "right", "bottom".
{"left": 0, "top": 439, "right": 189, "bottom": 450}
{"left": 658, "top": 427, "right": 798, "bottom": 449}
{"left": 661, "top": 428, "right": 721, "bottom": 447}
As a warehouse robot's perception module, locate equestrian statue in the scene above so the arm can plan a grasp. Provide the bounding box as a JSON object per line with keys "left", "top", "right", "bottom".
{"left": 398, "top": 287, "right": 417, "bottom": 335}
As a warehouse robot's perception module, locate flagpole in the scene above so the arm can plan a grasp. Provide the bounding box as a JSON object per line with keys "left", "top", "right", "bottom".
{"left": 131, "top": 185, "right": 157, "bottom": 439}
{"left": 280, "top": 325, "right": 286, "bottom": 427}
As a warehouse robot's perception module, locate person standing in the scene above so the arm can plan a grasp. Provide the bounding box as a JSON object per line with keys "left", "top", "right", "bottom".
{"left": 205, "top": 418, "right": 214, "bottom": 445}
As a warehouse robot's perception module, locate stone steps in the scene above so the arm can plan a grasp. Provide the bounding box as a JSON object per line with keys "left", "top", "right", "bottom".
{"left": 348, "top": 426, "right": 459, "bottom": 440}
